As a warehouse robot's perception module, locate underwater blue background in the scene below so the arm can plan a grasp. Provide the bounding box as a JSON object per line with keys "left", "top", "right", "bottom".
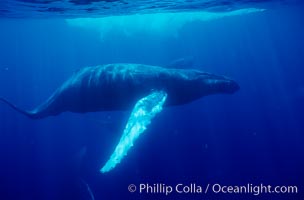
{"left": 0, "top": 2, "right": 303, "bottom": 200}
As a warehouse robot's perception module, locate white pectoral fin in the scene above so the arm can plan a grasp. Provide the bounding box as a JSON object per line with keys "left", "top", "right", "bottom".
{"left": 100, "top": 91, "right": 167, "bottom": 173}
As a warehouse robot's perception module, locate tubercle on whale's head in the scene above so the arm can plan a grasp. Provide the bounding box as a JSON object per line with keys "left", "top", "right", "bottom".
{"left": 197, "top": 72, "right": 240, "bottom": 94}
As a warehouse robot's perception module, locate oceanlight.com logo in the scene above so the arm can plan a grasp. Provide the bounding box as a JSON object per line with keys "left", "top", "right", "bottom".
{"left": 127, "top": 183, "right": 299, "bottom": 196}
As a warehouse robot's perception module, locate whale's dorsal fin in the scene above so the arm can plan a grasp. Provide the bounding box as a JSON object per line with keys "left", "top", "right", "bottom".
{"left": 100, "top": 91, "right": 167, "bottom": 173}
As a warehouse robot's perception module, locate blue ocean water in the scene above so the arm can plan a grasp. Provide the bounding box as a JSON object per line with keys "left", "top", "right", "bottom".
{"left": 0, "top": 0, "right": 303, "bottom": 200}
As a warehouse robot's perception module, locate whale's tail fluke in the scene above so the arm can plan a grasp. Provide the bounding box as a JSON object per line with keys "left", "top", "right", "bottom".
{"left": 0, "top": 98, "right": 40, "bottom": 119}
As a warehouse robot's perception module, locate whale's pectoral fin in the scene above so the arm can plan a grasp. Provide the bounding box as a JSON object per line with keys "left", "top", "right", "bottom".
{"left": 100, "top": 91, "right": 167, "bottom": 173}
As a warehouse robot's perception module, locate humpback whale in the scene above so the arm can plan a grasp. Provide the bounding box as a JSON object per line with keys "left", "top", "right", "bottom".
{"left": 0, "top": 63, "right": 239, "bottom": 173}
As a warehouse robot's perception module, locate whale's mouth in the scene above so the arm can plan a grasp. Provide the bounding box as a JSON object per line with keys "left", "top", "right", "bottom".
{"left": 220, "top": 79, "right": 240, "bottom": 93}
{"left": 203, "top": 74, "right": 240, "bottom": 94}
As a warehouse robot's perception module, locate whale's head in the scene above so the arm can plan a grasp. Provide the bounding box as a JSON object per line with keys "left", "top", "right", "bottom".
{"left": 196, "top": 72, "right": 240, "bottom": 95}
